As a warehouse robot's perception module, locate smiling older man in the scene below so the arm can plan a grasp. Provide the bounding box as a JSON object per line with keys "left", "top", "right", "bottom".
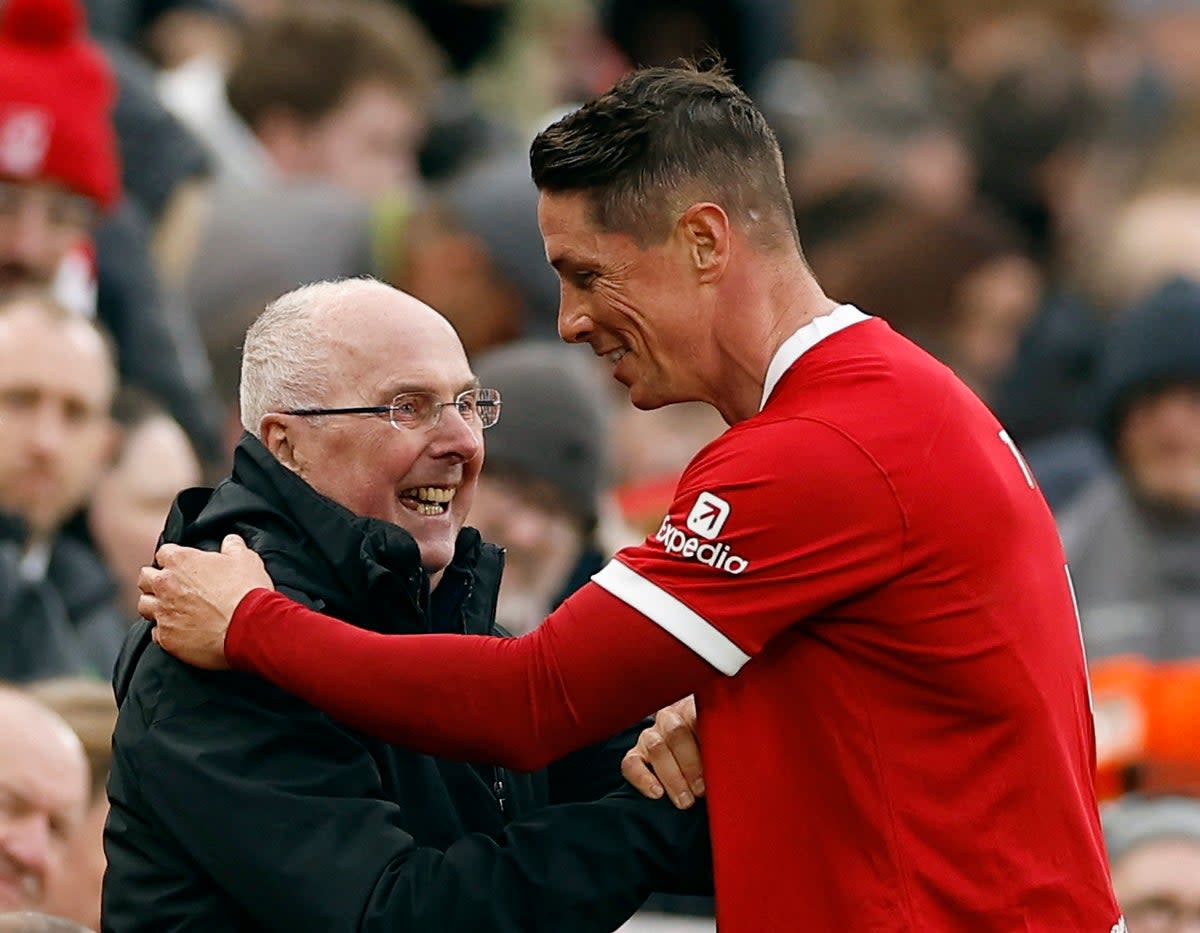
{"left": 102, "top": 277, "right": 710, "bottom": 932}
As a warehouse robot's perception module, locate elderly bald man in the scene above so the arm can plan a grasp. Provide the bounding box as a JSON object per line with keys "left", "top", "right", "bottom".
{"left": 0, "top": 689, "right": 89, "bottom": 916}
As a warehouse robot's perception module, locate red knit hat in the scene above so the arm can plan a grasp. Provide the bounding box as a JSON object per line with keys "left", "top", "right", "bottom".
{"left": 0, "top": 0, "right": 120, "bottom": 209}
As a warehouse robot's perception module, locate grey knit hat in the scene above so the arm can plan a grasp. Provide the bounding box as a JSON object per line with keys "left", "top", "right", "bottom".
{"left": 474, "top": 341, "right": 610, "bottom": 524}
{"left": 1102, "top": 795, "right": 1200, "bottom": 863}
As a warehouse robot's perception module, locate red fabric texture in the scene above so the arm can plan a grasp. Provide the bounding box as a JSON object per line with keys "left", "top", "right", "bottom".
{"left": 227, "top": 583, "right": 716, "bottom": 772}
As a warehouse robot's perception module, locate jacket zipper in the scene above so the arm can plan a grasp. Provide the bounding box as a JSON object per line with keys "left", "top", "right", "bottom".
{"left": 492, "top": 769, "right": 507, "bottom": 817}
{"left": 453, "top": 544, "right": 508, "bottom": 819}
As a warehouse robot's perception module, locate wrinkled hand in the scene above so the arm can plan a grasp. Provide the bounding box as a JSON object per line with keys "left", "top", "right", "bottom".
{"left": 622, "top": 695, "right": 705, "bottom": 810}
{"left": 138, "top": 534, "right": 272, "bottom": 670}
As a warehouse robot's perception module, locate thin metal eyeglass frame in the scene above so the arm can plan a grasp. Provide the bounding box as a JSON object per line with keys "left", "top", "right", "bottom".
{"left": 283, "top": 388, "right": 502, "bottom": 430}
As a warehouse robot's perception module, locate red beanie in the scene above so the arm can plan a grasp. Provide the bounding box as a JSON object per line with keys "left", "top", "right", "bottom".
{"left": 0, "top": 0, "right": 120, "bottom": 209}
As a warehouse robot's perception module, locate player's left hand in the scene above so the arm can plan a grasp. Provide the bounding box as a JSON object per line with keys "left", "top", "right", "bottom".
{"left": 622, "top": 695, "right": 706, "bottom": 809}
{"left": 138, "top": 534, "right": 272, "bottom": 670}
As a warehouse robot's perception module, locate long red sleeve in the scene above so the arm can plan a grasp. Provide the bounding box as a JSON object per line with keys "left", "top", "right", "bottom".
{"left": 225, "top": 580, "right": 719, "bottom": 770}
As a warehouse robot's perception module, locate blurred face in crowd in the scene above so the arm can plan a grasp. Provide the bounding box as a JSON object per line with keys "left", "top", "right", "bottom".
{"left": 1118, "top": 384, "right": 1200, "bottom": 513}
{"left": 946, "top": 254, "right": 1042, "bottom": 400}
{"left": 403, "top": 219, "right": 524, "bottom": 358}
{"left": 0, "top": 181, "right": 95, "bottom": 292}
{"left": 88, "top": 414, "right": 202, "bottom": 614}
{"left": 0, "top": 692, "right": 88, "bottom": 913}
{"left": 262, "top": 289, "right": 483, "bottom": 585}
{"left": 0, "top": 301, "right": 115, "bottom": 542}
{"left": 41, "top": 790, "right": 107, "bottom": 931}
{"left": 268, "top": 81, "right": 424, "bottom": 199}
{"left": 541, "top": 191, "right": 713, "bottom": 412}
{"left": 470, "top": 472, "right": 586, "bottom": 634}
{"left": 1110, "top": 836, "right": 1200, "bottom": 933}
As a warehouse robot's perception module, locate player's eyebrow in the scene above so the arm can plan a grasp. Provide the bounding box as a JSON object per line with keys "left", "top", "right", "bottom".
{"left": 549, "top": 252, "right": 583, "bottom": 273}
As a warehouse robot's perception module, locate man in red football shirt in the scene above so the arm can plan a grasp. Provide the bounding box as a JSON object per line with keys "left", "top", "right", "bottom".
{"left": 140, "top": 63, "right": 1122, "bottom": 932}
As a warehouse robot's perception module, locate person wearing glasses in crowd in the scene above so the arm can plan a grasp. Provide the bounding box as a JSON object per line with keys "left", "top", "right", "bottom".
{"left": 102, "top": 277, "right": 710, "bottom": 932}
{"left": 142, "top": 64, "right": 1121, "bottom": 931}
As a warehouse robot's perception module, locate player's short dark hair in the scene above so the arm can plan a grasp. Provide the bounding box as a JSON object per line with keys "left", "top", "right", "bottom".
{"left": 530, "top": 61, "right": 800, "bottom": 251}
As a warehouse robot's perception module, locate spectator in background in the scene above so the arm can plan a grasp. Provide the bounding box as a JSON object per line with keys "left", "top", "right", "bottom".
{"left": 1103, "top": 795, "right": 1200, "bottom": 933}
{"left": 957, "top": 15, "right": 1102, "bottom": 264}
{"left": 225, "top": 0, "right": 442, "bottom": 200}
{"left": 470, "top": 341, "right": 612, "bottom": 635}
{"left": 0, "top": 915, "right": 92, "bottom": 933}
{"left": 813, "top": 201, "right": 1042, "bottom": 404}
{"left": 24, "top": 680, "right": 116, "bottom": 933}
{"left": 86, "top": 389, "right": 202, "bottom": 620}
{"left": 1098, "top": 189, "right": 1200, "bottom": 316}
{"left": 0, "top": 687, "right": 89, "bottom": 915}
{"left": 404, "top": 0, "right": 525, "bottom": 182}
{"left": 186, "top": 181, "right": 376, "bottom": 446}
{"left": 600, "top": 0, "right": 792, "bottom": 98}
{"left": 0, "top": 293, "right": 124, "bottom": 682}
{"left": 1059, "top": 276, "right": 1200, "bottom": 799}
{"left": 1116, "top": 0, "right": 1200, "bottom": 100}
{"left": 0, "top": 0, "right": 223, "bottom": 468}
{"left": 82, "top": 0, "right": 239, "bottom": 56}
{"left": 0, "top": 0, "right": 118, "bottom": 303}
{"left": 391, "top": 151, "right": 561, "bottom": 358}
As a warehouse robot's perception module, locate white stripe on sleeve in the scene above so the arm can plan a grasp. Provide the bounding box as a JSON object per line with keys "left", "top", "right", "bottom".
{"left": 591, "top": 560, "right": 752, "bottom": 676}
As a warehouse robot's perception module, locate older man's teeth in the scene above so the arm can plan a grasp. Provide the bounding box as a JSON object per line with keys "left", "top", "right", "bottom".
{"left": 401, "top": 486, "right": 455, "bottom": 515}
{"left": 606, "top": 348, "right": 629, "bottom": 364}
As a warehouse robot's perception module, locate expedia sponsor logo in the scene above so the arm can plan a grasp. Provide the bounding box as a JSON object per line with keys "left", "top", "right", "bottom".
{"left": 655, "top": 515, "right": 749, "bottom": 575}
{"left": 686, "top": 491, "right": 730, "bottom": 539}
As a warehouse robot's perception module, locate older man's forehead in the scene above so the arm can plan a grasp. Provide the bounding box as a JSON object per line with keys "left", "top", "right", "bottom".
{"left": 370, "top": 354, "right": 479, "bottom": 396}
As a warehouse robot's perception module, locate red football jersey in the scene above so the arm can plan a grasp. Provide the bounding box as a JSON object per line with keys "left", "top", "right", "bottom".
{"left": 591, "top": 307, "right": 1120, "bottom": 931}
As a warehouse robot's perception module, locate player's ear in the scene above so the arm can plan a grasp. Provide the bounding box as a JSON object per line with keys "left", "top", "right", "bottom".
{"left": 678, "top": 203, "right": 730, "bottom": 284}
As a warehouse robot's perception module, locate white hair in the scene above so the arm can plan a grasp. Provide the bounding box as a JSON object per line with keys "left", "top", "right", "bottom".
{"left": 239, "top": 277, "right": 394, "bottom": 436}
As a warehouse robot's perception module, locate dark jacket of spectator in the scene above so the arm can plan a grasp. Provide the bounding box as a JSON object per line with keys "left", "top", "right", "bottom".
{"left": 0, "top": 512, "right": 126, "bottom": 683}
{"left": 102, "top": 435, "right": 710, "bottom": 932}
{"left": 94, "top": 197, "right": 224, "bottom": 467}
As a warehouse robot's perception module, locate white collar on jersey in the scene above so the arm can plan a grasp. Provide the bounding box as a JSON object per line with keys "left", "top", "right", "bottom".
{"left": 759, "top": 304, "right": 871, "bottom": 411}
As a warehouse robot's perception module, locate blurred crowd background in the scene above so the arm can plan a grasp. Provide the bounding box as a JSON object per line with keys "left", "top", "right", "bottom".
{"left": 1, "top": 0, "right": 1199, "bottom": 930}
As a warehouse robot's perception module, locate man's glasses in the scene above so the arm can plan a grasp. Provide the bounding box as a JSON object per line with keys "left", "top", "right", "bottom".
{"left": 284, "top": 387, "right": 502, "bottom": 431}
